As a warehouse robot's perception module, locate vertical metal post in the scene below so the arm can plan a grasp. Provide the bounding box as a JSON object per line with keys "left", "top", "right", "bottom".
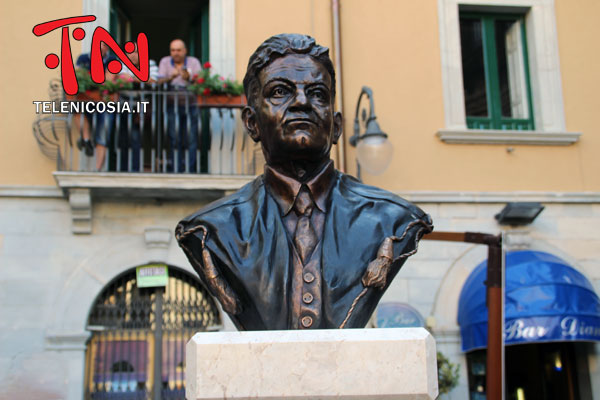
{"left": 423, "top": 231, "right": 504, "bottom": 399}
{"left": 153, "top": 288, "right": 164, "bottom": 400}
{"left": 486, "top": 241, "right": 503, "bottom": 400}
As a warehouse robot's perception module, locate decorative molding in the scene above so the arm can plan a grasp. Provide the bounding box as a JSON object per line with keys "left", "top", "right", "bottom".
{"left": 144, "top": 226, "right": 172, "bottom": 249}
{"left": 437, "top": 0, "right": 566, "bottom": 132}
{"left": 397, "top": 191, "right": 600, "bottom": 203}
{"left": 3, "top": 183, "right": 599, "bottom": 204}
{"left": 504, "top": 229, "right": 533, "bottom": 250}
{"left": 68, "top": 188, "right": 92, "bottom": 234}
{"left": 144, "top": 226, "right": 172, "bottom": 263}
{"left": 52, "top": 172, "right": 255, "bottom": 234}
{"left": 0, "top": 185, "right": 63, "bottom": 198}
{"left": 53, "top": 172, "right": 254, "bottom": 192}
{"left": 45, "top": 330, "right": 90, "bottom": 351}
{"left": 436, "top": 129, "right": 581, "bottom": 145}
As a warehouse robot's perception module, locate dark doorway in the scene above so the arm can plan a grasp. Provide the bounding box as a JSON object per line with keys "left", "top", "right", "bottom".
{"left": 466, "top": 342, "right": 593, "bottom": 400}
{"left": 84, "top": 266, "right": 221, "bottom": 400}
{"left": 110, "top": 0, "right": 209, "bottom": 63}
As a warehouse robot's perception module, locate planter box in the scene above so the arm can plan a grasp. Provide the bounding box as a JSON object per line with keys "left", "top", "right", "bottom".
{"left": 196, "top": 94, "right": 246, "bottom": 106}
{"left": 66, "top": 90, "right": 118, "bottom": 102}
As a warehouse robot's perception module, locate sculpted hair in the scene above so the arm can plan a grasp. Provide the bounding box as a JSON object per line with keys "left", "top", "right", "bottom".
{"left": 243, "top": 34, "right": 336, "bottom": 107}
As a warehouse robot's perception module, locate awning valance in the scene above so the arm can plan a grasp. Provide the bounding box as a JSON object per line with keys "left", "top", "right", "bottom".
{"left": 458, "top": 250, "right": 600, "bottom": 352}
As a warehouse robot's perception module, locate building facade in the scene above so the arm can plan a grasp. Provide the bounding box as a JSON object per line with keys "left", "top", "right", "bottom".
{"left": 1, "top": 0, "right": 599, "bottom": 399}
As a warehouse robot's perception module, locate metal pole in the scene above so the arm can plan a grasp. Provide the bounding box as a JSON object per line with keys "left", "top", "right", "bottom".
{"left": 153, "top": 288, "right": 164, "bottom": 400}
{"left": 424, "top": 231, "right": 503, "bottom": 398}
{"left": 486, "top": 241, "right": 503, "bottom": 400}
{"left": 331, "top": 0, "right": 346, "bottom": 173}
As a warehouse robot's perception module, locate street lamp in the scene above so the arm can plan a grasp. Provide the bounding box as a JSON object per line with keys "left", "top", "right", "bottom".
{"left": 349, "top": 86, "right": 393, "bottom": 180}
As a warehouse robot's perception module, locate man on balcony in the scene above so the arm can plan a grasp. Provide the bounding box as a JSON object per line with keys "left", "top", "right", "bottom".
{"left": 75, "top": 42, "right": 117, "bottom": 171}
{"left": 158, "top": 39, "right": 202, "bottom": 173}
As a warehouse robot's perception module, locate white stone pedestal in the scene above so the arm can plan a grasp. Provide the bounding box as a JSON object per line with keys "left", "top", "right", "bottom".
{"left": 186, "top": 328, "right": 438, "bottom": 399}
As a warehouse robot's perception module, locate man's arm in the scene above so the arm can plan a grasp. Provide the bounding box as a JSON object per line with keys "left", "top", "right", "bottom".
{"left": 157, "top": 57, "right": 179, "bottom": 85}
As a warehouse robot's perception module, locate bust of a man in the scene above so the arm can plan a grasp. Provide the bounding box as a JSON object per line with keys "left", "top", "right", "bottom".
{"left": 176, "top": 34, "right": 432, "bottom": 330}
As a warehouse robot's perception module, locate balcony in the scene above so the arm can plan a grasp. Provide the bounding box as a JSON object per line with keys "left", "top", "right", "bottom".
{"left": 33, "top": 81, "right": 260, "bottom": 233}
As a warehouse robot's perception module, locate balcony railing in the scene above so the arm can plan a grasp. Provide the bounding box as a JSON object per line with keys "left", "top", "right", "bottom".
{"left": 33, "top": 81, "right": 262, "bottom": 176}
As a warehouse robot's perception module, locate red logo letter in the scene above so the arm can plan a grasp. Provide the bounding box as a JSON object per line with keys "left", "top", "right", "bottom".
{"left": 33, "top": 16, "right": 96, "bottom": 95}
{"left": 90, "top": 27, "right": 149, "bottom": 84}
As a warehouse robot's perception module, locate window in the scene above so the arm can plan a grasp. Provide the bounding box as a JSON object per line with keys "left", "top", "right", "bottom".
{"left": 436, "top": 1, "right": 579, "bottom": 145}
{"left": 460, "top": 13, "right": 533, "bottom": 130}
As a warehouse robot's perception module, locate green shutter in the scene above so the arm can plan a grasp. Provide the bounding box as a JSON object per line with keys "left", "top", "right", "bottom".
{"left": 462, "top": 13, "right": 534, "bottom": 131}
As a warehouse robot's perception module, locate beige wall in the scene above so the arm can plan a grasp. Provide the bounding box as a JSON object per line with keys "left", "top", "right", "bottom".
{"left": 336, "top": 0, "right": 596, "bottom": 192}
{"left": 0, "top": 1, "right": 83, "bottom": 186}
{"left": 235, "top": 0, "right": 333, "bottom": 83}
{"left": 2, "top": 0, "right": 598, "bottom": 192}
{"left": 555, "top": 0, "right": 600, "bottom": 192}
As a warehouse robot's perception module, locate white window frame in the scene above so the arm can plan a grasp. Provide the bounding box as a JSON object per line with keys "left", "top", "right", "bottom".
{"left": 436, "top": 0, "right": 580, "bottom": 145}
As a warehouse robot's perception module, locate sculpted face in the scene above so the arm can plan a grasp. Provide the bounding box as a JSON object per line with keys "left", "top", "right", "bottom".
{"left": 243, "top": 54, "right": 342, "bottom": 165}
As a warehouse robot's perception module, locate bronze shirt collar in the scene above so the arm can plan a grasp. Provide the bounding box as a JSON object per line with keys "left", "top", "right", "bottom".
{"left": 264, "top": 160, "right": 336, "bottom": 216}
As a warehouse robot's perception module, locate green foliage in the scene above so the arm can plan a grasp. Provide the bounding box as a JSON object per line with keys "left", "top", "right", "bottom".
{"left": 74, "top": 68, "right": 99, "bottom": 92}
{"left": 437, "top": 351, "right": 460, "bottom": 395}
{"left": 100, "top": 75, "right": 134, "bottom": 94}
{"left": 188, "top": 62, "right": 244, "bottom": 96}
{"left": 73, "top": 68, "right": 133, "bottom": 100}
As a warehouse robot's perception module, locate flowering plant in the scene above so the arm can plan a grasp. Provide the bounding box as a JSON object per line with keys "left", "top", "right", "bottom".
{"left": 100, "top": 73, "right": 134, "bottom": 94}
{"left": 71, "top": 68, "right": 133, "bottom": 100}
{"left": 188, "top": 61, "right": 244, "bottom": 96}
{"left": 74, "top": 68, "right": 99, "bottom": 92}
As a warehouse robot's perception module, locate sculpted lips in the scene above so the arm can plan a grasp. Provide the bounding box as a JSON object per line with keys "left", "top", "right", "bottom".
{"left": 284, "top": 117, "right": 316, "bottom": 125}
{"left": 284, "top": 117, "right": 317, "bottom": 132}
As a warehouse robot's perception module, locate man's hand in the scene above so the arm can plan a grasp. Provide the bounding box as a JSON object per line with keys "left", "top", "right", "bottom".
{"left": 169, "top": 68, "right": 181, "bottom": 82}
{"left": 181, "top": 67, "right": 190, "bottom": 81}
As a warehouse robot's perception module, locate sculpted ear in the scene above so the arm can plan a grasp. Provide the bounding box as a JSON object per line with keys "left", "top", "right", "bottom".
{"left": 332, "top": 111, "right": 343, "bottom": 144}
{"left": 242, "top": 106, "right": 260, "bottom": 143}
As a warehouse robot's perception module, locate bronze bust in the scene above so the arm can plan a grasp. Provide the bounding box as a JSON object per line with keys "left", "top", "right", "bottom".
{"left": 176, "top": 34, "right": 432, "bottom": 330}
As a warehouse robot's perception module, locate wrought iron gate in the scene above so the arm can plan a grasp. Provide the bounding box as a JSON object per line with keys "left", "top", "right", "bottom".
{"left": 84, "top": 266, "right": 221, "bottom": 400}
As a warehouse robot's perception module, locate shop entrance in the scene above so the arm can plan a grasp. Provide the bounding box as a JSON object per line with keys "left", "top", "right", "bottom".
{"left": 467, "top": 342, "right": 593, "bottom": 399}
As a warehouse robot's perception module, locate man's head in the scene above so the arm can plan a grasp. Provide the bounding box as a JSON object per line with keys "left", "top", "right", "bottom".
{"left": 127, "top": 45, "right": 140, "bottom": 67}
{"left": 242, "top": 34, "right": 342, "bottom": 167}
{"left": 169, "top": 39, "right": 187, "bottom": 64}
{"left": 100, "top": 42, "right": 109, "bottom": 58}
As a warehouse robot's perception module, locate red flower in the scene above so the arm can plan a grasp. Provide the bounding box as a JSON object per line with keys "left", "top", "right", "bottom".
{"left": 203, "top": 88, "right": 211, "bottom": 95}
{"left": 197, "top": 77, "right": 205, "bottom": 84}
{"left": 219, "top": 76, "right": 225, "bottom": 81}
{"left": 223, "top": 83, "right": 228, "bottom": 88}
{"left": 203, "top": 61, "right": 212, "bottom": 69}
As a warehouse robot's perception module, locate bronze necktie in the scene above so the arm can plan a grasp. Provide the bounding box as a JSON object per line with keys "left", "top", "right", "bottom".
{"left": 293, "top": 186, "right": 317, "bottom": 264}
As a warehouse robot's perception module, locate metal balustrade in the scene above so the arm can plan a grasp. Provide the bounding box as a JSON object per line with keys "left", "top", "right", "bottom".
{"left": 33, "top": 81, "right": 262, "bottom": 176}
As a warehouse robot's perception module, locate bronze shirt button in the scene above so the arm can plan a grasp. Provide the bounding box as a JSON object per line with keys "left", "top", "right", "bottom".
{"left": 303, "top": 272, "right": 315, "bottom": 283}
{"left": 301, "top": 315, "right": 313, "bottom": 328}
{"left": 302, "top": 293, "right": 314, "bottom": 304}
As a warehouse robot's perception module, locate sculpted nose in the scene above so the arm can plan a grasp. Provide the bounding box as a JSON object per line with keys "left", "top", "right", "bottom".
{"left": 290, "top": 87, "right": 310, "bottom": 109}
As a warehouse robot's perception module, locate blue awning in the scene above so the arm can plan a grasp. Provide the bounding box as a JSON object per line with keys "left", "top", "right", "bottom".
{"left": 458, "top": 250, "right": 600, "bottom": 352}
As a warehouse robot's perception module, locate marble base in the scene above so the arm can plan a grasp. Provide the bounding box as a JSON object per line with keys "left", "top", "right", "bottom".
{"left": 186, "top": 328, "right": 438, "bottom": 399}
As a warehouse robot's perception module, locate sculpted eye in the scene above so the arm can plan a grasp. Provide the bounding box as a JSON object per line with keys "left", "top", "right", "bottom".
{"left": 309, "top": 88, "right": 328, "bottom": 101}
{"left": 271, "top": 86, "right": 290, "bottom": 97}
